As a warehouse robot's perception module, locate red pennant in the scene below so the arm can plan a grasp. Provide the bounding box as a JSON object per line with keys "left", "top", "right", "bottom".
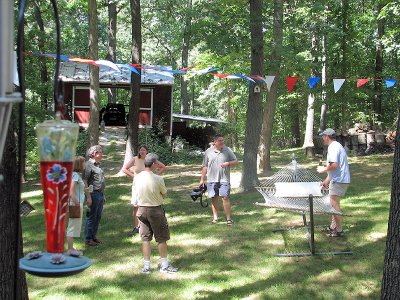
{"left": 210, "top": 73, "right": 230, "bottom": 79}
{"left": 357, "top": 78, "right": 369, "bottom": 88}
{"left": 287, "top": 76, "right": 298, "bottom": 93}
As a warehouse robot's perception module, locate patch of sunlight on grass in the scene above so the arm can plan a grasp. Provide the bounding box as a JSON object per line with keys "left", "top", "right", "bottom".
{"left": 173, "top": 233, "right": 222, "bottom": 247}
{"left": 22, "top": 190, "right": 43, "bottom": 198}
{"left": 316, "top": 269, "right": 342, "bottom": 283}
{"left": 183, "top": 283, "right": 224, "bottom": 299}
{"left": 368, "top": 232, "right": 386, "bottom": 242}
{"left": 93, "top": 262, "right": 134, "bottom": 279}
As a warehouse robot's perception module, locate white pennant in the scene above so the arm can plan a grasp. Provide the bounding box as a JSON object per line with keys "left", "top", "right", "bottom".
{"left": 333, "top": 78, "right": 345, "bottom": 93}
{"left": 95, "top": 60, "right": 120, "bottom": 72}
{"left": 264, "top": 76, "right": 275, "bottom": 91}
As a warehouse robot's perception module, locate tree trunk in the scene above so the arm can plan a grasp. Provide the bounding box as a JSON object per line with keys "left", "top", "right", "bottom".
{"left": 290, "top": 101, "right": 301, "bottom": 147}
{"left": 33, "top": 0, "right": 49, "bottom": 111}
{"left": 0, "top": 117, "right": 28, "bottom": 300}
{"left": 303, "top": 28, "right": 318, "bottom": 157}
{"left": 239, "top": 0, "right": 264, "bottom": 191}
{"left": 303, "top": 93, "right": 315, "bottom": 156}
{"left": 319, "top": 4, "right": 328, "bottom": 133}
{"left": 180, "top": 0, "right": 192, "bottom": 119}
{"left": 373, "top": 1, "right": 385, "bottom": 122}
{"left": 258, "top": 0, "right": 283, "bottom": 173}
{"left": 339, "top": 0, "right": 349, "bottom": 129}
{"left": 106, "top": 0, "right": 117, "bottom": 105}
{"left": 381, "top": 114, "right": 400, "bottom": 298}
{"left": 128, "top": 0, "right": 142, "bottom": 154}
{"left": 88, "top": 0, "right": 100, "bottom": 146}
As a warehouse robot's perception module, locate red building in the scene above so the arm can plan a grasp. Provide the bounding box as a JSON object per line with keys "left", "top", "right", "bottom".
{"left": 59, "top": 62, "right": 174, "bottom": 139}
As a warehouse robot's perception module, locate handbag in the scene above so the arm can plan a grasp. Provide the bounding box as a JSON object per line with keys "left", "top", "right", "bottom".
{"left": 69, "top": 205, "right": 81, "bottom": 218}
{"left": 69, "top": 177, "right": 82, "bottom": 218}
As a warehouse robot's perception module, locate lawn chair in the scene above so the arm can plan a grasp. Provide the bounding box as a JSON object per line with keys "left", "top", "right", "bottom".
{"left": 255, "top": 157, "right": 353, "bottom": 257}
{"left": 20, "top": 200, "right": 35, "bottom": 217}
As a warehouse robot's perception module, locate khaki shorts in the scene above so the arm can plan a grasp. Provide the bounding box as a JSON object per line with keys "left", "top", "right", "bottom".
{"left": 137, "top": 206, "right": 170, "bottom": 243}
{"left": 329, "top": 182, "right": 349, "bottom": 197}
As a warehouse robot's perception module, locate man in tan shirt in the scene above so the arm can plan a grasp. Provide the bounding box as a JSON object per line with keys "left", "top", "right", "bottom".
{"left": 133, "top": 153, "right": 178, "bottom": 274}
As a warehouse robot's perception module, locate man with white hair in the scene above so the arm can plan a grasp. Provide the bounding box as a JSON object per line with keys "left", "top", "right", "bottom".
{"left": 317, "top": 128, "right": 350, "bottom": 237}
{"left": 83, "top": 145, "right": 106, "bottom": 246}
{"left": 133, "top": 153, "right": 178, "bottom": 273}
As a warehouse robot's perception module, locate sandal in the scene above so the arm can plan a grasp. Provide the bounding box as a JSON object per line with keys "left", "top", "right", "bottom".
{"left": 211, "top": 219, "right": 218, "bottom": 224}
{"left": 324, "top": 226, "right": 335, "bottom": 232}
{"left": 226, "top": 219, "right": 233, "bottom": 226}
{"left": 328, "top": 230, "right": 344, "bottom": 237}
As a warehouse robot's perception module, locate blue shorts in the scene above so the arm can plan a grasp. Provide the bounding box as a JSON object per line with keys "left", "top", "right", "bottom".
{"left": 207, "top": 182, "right": 231, "bottom": 198}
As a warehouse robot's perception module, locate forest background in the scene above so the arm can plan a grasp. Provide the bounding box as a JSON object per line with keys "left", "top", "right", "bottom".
{"left": 2, "top": 0, "right": 400, "bottom": 298}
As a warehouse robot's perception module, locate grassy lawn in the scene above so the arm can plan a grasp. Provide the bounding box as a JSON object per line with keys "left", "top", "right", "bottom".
{"left": 21, "top": 147, "right": 393, "bottom": 299}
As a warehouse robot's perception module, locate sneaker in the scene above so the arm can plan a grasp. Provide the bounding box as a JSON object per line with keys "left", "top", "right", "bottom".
{"left": 142, "top": 266, "right": 151, "bottom": 274}
{"left": 160, "top": 264, "right": 178, "bottom": 273}
{"left": 85, "top": 240, "right": 98, "bottom": 247}
{"left": 129, "top": 226, "right": 139, "bottom": 237}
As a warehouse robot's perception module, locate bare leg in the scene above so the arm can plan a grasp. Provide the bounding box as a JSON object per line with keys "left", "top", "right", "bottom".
{"left": 67, "top": 236, "right": 74, "bottom": 250}
{"left": 142, "top": 241, "right": 151, "bottom": 261}
{"left": 158, "top": 242, "right": 168, "bottom": 258}
{"left": 211, "top": 196, "right": 219, "bottom": 220}
{"left": 222, "top": 196, "right": 231, "bottom": 220}
{"left": 330, "top": 195, "right": 342, "bottom": 231}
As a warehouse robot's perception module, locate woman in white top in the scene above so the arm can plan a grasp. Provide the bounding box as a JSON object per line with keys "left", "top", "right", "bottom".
{"left": 122, "top": 145, "right": 166, "bottom": 236}
{"left": 66, "top": 156, "right": 91, "bottom": 254}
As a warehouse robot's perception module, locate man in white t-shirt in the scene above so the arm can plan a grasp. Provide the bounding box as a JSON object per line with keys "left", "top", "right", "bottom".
{"left": 317, "top": 128, "right": 350, "bottom": 237}
{"left": 133, "top": 153, "right": 178, "bottom": 274}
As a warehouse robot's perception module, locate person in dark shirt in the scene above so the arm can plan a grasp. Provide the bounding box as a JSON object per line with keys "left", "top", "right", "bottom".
{"left": 83, "top": 145, "right": 106, "bottom": 246}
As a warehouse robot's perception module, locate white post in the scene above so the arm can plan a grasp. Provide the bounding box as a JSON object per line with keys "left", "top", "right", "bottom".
{"left": 0, "top": 0, "right": 23, "bottom": 164}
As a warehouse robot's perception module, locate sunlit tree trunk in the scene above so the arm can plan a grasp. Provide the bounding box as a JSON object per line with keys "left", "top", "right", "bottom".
{"left": 88, "top": 0, "right": 100, "bottom": 146}
{"left": 258, "top": 0, "right": 283, "bottom": 173}
{"left": 240, "top": 0, "right": 264, "bottom": 191}
{"left": 303, "top": 29, "right": 318, "bottom": 157}
{"left": 319, "top": 4, "right": 328, "bottom": 133}
{"left": 0, "top": 117, "right": 28, "bottom": 300}
{"left": 381, "top": 114, "right": 400, "bottom": 298}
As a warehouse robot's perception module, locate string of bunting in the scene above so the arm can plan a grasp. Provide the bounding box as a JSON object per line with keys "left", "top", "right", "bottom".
{"left": 25, "top": 51, "right": 398, "bottom": 93}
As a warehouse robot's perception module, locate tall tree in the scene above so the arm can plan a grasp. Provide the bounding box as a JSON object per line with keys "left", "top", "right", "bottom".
{"left": 128, "top": 0, "right": 142, "bottom": 154}
{"left": 33, "top": 0, "right": 49, "bottom": 111}
{"left": 106, "top": 0, "right": 117, "bottom": 104}
{"left": 319, "top": 4, "right": 328, "bottom": 132}
{"left": 0, "top": 118, "right": 28, "bottom": 300}
{"left": 240, "top": 0, "right": 264, "bottom": 191}
{"left": 88, "top": 0, "right": 100, "bottom": 146}
{"left": 180, "top": 0, "right": 192, "bottom": 117}
{"left": 381, "top": 114, "right": 400, "bottom": 298}
{"left": 258, "top": 0, "right": 283, "bottom": 172}
{"left": 303, "top": 24, "right": 318, "bottom": 157}
{"left": 373, "top": 0, "right": 385, "bottom": 122}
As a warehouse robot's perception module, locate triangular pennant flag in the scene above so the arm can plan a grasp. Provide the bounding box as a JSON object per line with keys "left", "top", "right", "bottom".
{"left": 385, "top": 79, "right": 397, "bottom": 88}
{"left": 95, "top": 60, "right": 120, "bottom": 71}
{"left": 333, "top": 78, "right": 346, "bottom": 93}
{"left": 119, "top": 64, "right": 140, "bottom": 75}
{"left": 308, "top": 77, "right": 320, "bottom": 89}
{"left": 287, "top": 76, "right": 298, "bottom": 93}
{"left": 210, "top": 73, "right": 229, "bottom": 79}
{"left": 357, "top": 78, "right": 369, "bottom": 88}
{"left": 264, "top": 76, "right": 275, "bottom": 91}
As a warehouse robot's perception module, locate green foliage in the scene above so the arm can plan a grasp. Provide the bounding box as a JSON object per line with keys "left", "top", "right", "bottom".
{"left": 138, "top": 119, "right": 203, "bottom": 165}
{"left": 76, "top": 129, "right": 89, "bottom": 158}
